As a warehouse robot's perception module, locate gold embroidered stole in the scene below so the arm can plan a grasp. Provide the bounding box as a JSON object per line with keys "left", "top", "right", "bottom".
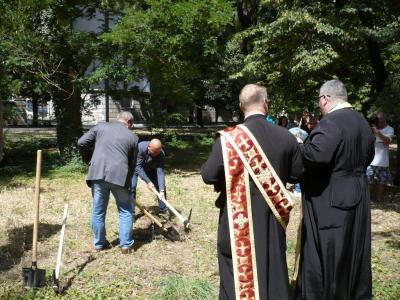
{"left": 220, "top": 125, "right": 294, "bottom": 300}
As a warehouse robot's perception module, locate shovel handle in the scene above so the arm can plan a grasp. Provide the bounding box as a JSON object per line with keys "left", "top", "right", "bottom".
{"left": 136, "top": 201, "right": 167, "bottom": 232}
{"left": 32, "top": 150, "right": 42, "bottom": 263}
{"left": 151, "top": 188, "right": 190, "bottom": 229}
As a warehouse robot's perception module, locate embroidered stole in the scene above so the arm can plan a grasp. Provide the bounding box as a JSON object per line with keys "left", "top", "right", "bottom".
{"left": 220, "top": 125, "right": 294, "bottom": 300}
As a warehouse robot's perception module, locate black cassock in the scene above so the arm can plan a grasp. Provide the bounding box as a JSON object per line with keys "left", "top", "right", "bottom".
{"left": 295, "top": 108, "right": 375, "bottom": 300}
{"left": 201, "top": 114, "right": 303, "bottom": 300}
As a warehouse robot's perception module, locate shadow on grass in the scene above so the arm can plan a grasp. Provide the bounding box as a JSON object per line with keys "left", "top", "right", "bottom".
{"left": 61, "top": 254, "right": 96, "bottom": 293}
{"left": 164, "top": 143, "right": 213, "bottom": 174}
{"left": 0, "top": 223, "right": 61, "bottom": 272}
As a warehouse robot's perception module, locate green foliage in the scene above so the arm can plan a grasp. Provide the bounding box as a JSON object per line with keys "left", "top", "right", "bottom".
{"left": 196, "top": 135, "right": 215, "bottom": 148}
{"left": 55, "top": 153, "right": 87, "bottom": 174}
{"left": 153, "top": 276, "right": 217, "bottom": 300}
{"left": 233, "top": 0, "right": 400, "bottom": 115}
{"left": 165, "top": 113, "right": 187, "bottom": 125}
{"left": 101, "top": 0, "right": 234, "bottom": 119}
{"left": 163, "top": 131, "right": 191, "bottom": 149}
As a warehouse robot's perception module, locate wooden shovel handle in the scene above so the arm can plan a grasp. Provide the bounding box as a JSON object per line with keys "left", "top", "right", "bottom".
{"left": 136, "top": 201, "right": 167, "bottom": 232}
{"left": 32, "top": 150, "right": 42, "bottom": 263}
{"left": 151, "top": 188, "right": 189, "bottom": 229}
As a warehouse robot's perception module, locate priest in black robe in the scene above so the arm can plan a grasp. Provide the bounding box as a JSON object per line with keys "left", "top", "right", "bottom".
{"left": 201, "top": 83, "right": 303, "bottom": 300}
{"left": 295, "top": 80, "right": 375, "bottom": 300}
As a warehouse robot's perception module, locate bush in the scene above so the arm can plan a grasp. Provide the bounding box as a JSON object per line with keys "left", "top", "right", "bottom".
{"left": 165, "top": 113, "right": 187, "bottom": 125}
{"left": 56, "top": 154, "right": 87, "bottom": 174}
{"left": 163, "top": 131, "right": 190, "bottom": 149}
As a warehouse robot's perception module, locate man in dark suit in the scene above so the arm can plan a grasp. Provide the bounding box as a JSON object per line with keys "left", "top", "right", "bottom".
{"left": 201, "top": 84, "right": 303, "bottom": 299}
{"left": 78, "top": 111, "right": 139, "bottom": 254}
{"left": 295, "top": 80, "right": 375, "bottom": 299}
{"left": 131, "top": 139, "right": 168, "bottom": 214}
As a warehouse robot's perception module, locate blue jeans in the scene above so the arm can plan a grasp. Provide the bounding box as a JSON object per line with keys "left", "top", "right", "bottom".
{"left": 91, "top": 180, "right": 134, "bottom": 249}
{"left": 131, "top": 172, "right": 167, "bottom": 210}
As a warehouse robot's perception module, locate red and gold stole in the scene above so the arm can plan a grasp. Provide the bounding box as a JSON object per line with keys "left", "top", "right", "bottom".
{"left": 220, "top": 124, "right": 294, "bottom": 300}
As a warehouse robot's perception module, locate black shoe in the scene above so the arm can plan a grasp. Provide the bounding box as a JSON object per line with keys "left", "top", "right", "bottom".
{"left": 95, "top": 240, "right": 111, "bottom": 252}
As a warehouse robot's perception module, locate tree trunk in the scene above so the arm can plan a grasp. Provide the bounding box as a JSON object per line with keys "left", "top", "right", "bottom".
{"left": 358, "top": 9, "right": 388, "bottom": 111}
{"left": 53, "top": 90, "right": 83, "bottom": 163}
{"left": 196, "top": 106, "right": 203, "bottom": 127}
{"left": 32, "top": 92, "right": 39, "bottom": 126}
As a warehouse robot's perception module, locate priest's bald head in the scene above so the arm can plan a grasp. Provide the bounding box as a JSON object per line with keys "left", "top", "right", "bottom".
{"left": 239, "top": 84, "right": 269, "bottom": 117}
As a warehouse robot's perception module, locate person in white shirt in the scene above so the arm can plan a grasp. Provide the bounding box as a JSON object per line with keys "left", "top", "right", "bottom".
{"left": 367, "top": 112, "right": 394, "bottom": 202}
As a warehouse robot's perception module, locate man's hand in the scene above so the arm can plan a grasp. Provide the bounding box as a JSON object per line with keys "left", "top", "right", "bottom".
{"left": 159, "top": 191, "right": 166, "bottom": 201}
{"left": 147, "top": 182, "right": 155, "bottom": 191}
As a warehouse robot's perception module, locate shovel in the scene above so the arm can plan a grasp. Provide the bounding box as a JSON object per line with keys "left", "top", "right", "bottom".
{"left": 52, "top": 202, "right": 69, "bottom": 292}
{"left": 151, "top": 188, "right": 192, "bottom": 231}
{"left": 136, "top": 200, "right": 180, "bottom": 241}
{"left": 22, "top": 150, "right": 46, "bottom": 288}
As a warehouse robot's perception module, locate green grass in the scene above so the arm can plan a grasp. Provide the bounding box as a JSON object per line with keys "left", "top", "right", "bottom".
{"left": 153, "top": 276, "right": 217, "bottom": 300}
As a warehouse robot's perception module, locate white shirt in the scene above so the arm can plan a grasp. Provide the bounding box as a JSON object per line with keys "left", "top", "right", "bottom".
{"left": 370, "top": 125, "right": 394, "bottom": 167}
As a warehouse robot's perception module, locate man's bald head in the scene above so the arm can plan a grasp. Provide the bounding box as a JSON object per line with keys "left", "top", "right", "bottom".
{"left": 239, "top": 84, "right": 269, "bottom": 113}
{"left": 148, "top": 139, "right": 162, "bottom": 157}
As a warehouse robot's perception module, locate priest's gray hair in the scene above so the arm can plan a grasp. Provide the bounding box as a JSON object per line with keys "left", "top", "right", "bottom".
{"left": 239, "top": 84, "right": 268, "bottom": 108}
{"left": 117, "top": 111, "right": 134, "bottom": 123}
{"left": 320, "top": 80, "right": 348, "bottom": 103}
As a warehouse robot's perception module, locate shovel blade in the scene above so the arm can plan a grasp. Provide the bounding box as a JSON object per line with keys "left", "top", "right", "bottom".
{"left": 22, "top": 267, "right": 46, "bottom": 288}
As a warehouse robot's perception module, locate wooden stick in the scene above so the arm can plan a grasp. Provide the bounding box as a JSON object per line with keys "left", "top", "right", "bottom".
{"left": 135, "top": 201, "right": 167, "bottom": 232}
{"left": 55, "top": 203, "right": 68, "bottom": 280}
{"left": 32, "top": 150, "right": 42, "bottom": 266}
{"left": 151, "top": 188, "right": 190, "bottom": 229}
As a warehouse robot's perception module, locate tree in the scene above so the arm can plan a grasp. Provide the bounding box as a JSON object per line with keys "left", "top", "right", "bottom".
{"left": 0, "top": 1, "right": 102, "bottom": 162}
{"left": 99, "top": 0, "right": 234, "bottom": 125}
{"left": 232, "top": 0, "right": 400, "bottom": 116}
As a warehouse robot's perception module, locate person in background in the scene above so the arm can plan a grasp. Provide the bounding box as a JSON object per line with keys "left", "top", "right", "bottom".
{"left": 300, "top": 111, "right": 311, "bottom": 133}
{"left": 307, "top": 116, "right": 318, "bottom": 132}
{"left": 78, "top": 111, "right": 138, "bottom": 254}
{"left": 278, "top": 115, "right": 289, "bottom": 128}
{"left": 394, "top": 120, "right": 400, "bottom": 186}
{"left": 366, "top": 112, "right": 394, "bottom": 202}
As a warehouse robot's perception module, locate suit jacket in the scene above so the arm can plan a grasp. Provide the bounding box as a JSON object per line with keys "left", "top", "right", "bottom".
{"left": 135, "top": 141, "right": 165, "bottom": 190}
{"left": 78, "top": 121, "right": 139, "bottom": 189}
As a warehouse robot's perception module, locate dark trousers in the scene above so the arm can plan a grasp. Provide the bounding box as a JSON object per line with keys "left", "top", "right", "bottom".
{"left": 131, "top": 172, "right": 167, "bottom": 210}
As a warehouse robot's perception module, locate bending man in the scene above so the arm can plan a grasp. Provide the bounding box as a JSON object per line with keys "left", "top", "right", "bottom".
{"left": 132, "top": 139, "right": 168, "bottom": 215}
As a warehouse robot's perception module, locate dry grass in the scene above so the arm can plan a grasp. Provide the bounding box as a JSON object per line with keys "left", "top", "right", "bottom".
{"left": 0, "top": 137, "right": 399, "bottom": 299}
{"left": 0, "top": 170, "right": 220, "bottom": 299}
